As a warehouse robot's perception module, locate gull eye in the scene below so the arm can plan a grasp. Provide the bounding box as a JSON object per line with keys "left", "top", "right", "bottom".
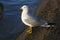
{"left": 23, "top": 6, "right": 26, "bottom": 8}
{"left": 24, "top": 7, "right": 25, "bottom": 8}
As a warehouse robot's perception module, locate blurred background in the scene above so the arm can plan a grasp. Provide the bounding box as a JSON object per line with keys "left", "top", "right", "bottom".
{"left": 0, "top": 0, "right": 60, "bottom": 40}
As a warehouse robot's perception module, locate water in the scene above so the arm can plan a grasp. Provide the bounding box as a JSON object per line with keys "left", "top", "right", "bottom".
{"left": 0, "top": 0, "right": 42, "bottom": 40}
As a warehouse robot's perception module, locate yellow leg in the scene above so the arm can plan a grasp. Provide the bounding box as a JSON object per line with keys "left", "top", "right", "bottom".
{"left": 27, "top": 27, "right": 32, "bottom": 34}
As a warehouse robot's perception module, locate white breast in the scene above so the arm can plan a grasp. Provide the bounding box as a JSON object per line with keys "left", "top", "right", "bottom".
{"left": 21, "top": 9, "right": 33, "bottom": 27}
{"left": 21, "top": 7, "right": 39, "bottom": 27}
{"left": 21, "top": 13, "right": 40, "bottom": 27}
{"left": 21, "top": 14, "right": 33, "bottom": 27}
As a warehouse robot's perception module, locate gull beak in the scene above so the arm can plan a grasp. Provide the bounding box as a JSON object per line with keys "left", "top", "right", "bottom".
{"left": 20, "top": 8, "right": 22, "bottom": 10}
{"left": 18, "top": 8, "right": 22, "bottom": 11}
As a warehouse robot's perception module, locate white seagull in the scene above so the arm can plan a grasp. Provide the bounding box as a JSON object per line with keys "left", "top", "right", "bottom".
{"left": 19, "top": 5, "right": 54, "bottom": 34}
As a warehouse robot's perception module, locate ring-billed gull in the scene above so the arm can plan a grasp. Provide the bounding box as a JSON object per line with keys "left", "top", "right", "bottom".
{"left": 19, "top": 5, "right": 55, "bottom": 34}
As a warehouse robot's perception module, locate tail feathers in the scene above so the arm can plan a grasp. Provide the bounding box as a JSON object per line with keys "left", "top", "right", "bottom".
{"left": 48, "top": 23, "right": 56, "bottom": 27}
{"left": 41, "top": 23, "right": 56, "bottom": 27}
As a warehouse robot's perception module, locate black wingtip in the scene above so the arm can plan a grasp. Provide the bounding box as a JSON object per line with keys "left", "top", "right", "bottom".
{"left": 48, "top": 23, "right": 56, "bottom": 25}
{"left": 48, "top": 23, "right": 56, "bottom": 27}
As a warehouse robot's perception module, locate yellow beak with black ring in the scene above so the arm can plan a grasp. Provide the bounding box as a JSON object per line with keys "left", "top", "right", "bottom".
{"left": 18, "top": 8, "right": 22, "bottom": 11}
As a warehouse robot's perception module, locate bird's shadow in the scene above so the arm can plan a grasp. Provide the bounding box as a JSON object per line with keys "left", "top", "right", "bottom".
{"left": 32, "top": 26, "right": 55, "bottom": 34}
{"left": 32, "top": 26, "right": 43, "bottom": 33}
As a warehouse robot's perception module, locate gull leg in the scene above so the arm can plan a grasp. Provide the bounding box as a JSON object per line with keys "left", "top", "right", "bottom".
{"left": 27, "top": 27, "right": 32, "bottom": 34}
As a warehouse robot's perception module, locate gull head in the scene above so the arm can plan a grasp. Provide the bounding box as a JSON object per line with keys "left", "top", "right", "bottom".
{"left": 20, "top": 5, "right": 28, "bottom": 11}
